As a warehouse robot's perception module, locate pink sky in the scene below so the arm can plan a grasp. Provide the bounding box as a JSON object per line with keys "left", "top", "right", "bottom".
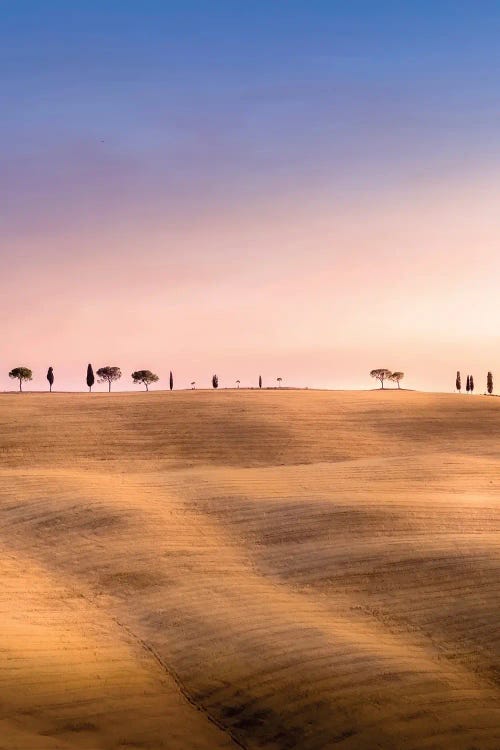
{"left": 3, "top": 166, "right": 500, "bottom": 393}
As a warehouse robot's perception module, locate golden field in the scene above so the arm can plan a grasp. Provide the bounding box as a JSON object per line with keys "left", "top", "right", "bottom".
{"left": 0, "top": 389, "right": 498, "bottom": 750}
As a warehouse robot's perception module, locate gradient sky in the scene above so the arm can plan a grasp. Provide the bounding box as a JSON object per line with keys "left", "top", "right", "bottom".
{"left": 2, "top": 1, "right": 500, "bottom": 391}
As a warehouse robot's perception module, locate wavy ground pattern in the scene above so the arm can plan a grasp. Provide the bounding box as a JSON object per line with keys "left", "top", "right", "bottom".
{"left": 0, "top": 390, "right": 498, "bottom": 749}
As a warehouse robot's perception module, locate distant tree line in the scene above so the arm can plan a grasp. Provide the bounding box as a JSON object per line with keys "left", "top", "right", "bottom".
{"left": 456, "top": 371, "right": 494, "bottom": 394}
{"left": 5, "top": 364, "right": 497, "bottom": 395}
{"left": 5, "top": 367, "right": 276, "bottom": 393}
{"left": 369, "top": 368, "right": 496, "bottom": 394}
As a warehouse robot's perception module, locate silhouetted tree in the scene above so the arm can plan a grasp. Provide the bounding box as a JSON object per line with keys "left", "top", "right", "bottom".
{"left": 86, "top": 364, "right": 95, "bottom": 392}
{"left": 131, "top": 370, "right": 159, "bottom": 391}
{"left": 370, "top": 369, "right": 392, "bottom": 389}
{"left": 470, "top": 375, "right": 475, "bottom": 393}
{"left": 487, "top": 371, "right": 493, "bottom": 395}
{"left": 191, "top": 381, "right": 196, "bottom": 389}
{"left": 466, "top": 375, "right": 470, "bottom": 393}
{"left": 46, "top": 366, "right": 54, "bottom": 392}
{"left": 456, "top": 371, "right": 461, "bottom": 393}
{"left": 390, "top": 371, "right": 404, "bottom": 389}
{"left": 236, "top": 379, "right": 240, "bottom": 388}
{"left": 97, "top": 366, "right": 122, "bottom": 392}
{"left": 212, "top": 374, "right": 219, "bottom": 389}
{"left": 9, "top": 367, "right": 33, "bottom": 392}
{"left": 277, "top": 377, "right": 282, "bottom": 388}
{"left": 169, "top": 371, "right": 173, "bottom": 391}
{"left": 259, "top": 375, "right": 262, "bottom": 389}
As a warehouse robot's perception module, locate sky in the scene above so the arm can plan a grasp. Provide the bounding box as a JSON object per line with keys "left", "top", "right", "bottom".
{"left": 2, "top": 1, "right": 500, "bottom": 392}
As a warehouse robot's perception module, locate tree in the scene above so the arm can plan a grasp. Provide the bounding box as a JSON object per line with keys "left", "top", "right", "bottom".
{"left": 212, "top": 374, "right": 219, "bottom": 389}
{"left": 46, "top": 366, "right": 54, "bottom": 393}
{"left": 9, "top": 367, "right": 33, "bottom": 392}
{"left": 456, "top": 371, "right": 461, "bottom": 393}
{"left": 86, "top": 364, "right": 95, "bottom": 392}
{"left": 370, "top": 369, "right": 392, "bottom": 389}
{"left": 466, "top": 375, "right": 470, "bottom": 393}
{"left": 470, "top": 375, "right": 474, "bottom": 393}
{"left": 97, "top": 366, "right": 122, "bottom": 392}
{"left": 487, "top": 371, "right": 493, "bottom": 395}
{"left": 259, "top": 375, "right": 262, "bottom": 389}
{"left": 277, "top": 377, "right": 282, "bottom": 388}
{"left": 131, "top": 370, "right": 159, "bottom": 391}
{"left": 169, "top": 371, "right": 174, "bottom": 391}
{"left": 390, "top": 371, "right": 404, "bottom": 389}
{"left": 191, "top": 381, "right": 196, "bottom": 389}
{"left": 236, "top": 380, "right": 240, "bottom": 388}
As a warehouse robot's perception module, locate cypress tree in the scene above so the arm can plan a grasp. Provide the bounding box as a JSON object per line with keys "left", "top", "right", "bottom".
{"left": 456, "top": 371, "right": 461, "bottom": 393}
{"left": 86, "top": 364, "right": 95, "bottom": 392}
{"left": 487, "top": 371, "right": 493, "bottom": 395}
{"left": 466, "top": 375, "right": 470, "bottom": 393}
{"left": 470, "top": 375, "right": 474, "bottom": 393}
{"left": 259, "top": 375, "right": 262, "bottom": 389}
{"left": 47, "top": 366, "right": 54, "bottom": 393}
{"left": 212, "top": 374, "right": 219, "bottom": 389}
{"left": 170, "top": 371, "right": 173, "bottom": 391}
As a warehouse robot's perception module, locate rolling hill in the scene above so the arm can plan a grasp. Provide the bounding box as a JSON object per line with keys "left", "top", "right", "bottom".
{"left": 0, "top": 389, "right": 498, "bottom": 749}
